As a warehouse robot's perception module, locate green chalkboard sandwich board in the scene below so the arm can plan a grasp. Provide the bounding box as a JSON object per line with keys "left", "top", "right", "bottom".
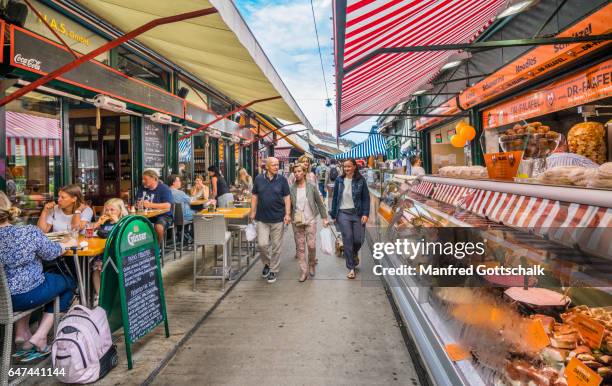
{"left": 99, "top": 215, "right": 169, "bottom": 369}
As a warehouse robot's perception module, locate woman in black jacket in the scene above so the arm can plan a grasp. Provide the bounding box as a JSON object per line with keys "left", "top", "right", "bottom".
{"left": 329, "top": 159, "right": 370, "bottom": 279}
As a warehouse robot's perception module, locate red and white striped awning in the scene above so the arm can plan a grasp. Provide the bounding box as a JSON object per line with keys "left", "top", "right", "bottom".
{"left": 334, "top": 0, "right": 506, "bottom": 133}
{"left": 5, "top": 111, "right": 62, "bottom": 157}
{"left": 273, "top": 147, "right": 291, "bottom": 161}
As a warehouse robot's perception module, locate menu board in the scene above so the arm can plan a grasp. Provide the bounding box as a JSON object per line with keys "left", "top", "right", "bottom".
{"left": 122, "top": 247, "right": 163, "bottom": 342}
{"left": 143, "top": 119, "right": 165, "bottom": 172}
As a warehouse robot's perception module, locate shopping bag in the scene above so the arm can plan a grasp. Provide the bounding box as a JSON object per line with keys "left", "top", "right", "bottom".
{"left": 320, "top": 227, "right": 334, "bottom": 256}
{"left": 246, "top": 222, "right": 257, "bottom": 242}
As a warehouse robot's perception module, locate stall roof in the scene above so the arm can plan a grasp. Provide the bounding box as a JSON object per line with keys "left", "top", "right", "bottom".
{"left": 334, "top": 0, "right": 506, "bottom": 134}
{"left": 75, "top": 0, "right": 311, "bottom": 127}
{"left": 334, "top": 133, "right": 386, "bottom": 160}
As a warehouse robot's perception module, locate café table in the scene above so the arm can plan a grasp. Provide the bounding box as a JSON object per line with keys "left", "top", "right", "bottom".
{"left": 58, "top": 236, "right": 107, "bottom": 307}
{"left": 134, "top": 208, "right": 170, "bottom": 218}
{"left": 190, "top": 199, "right": 210, "bottom": 207}
{"left": 197, "top": 207, "right": 251, "bottom": 268}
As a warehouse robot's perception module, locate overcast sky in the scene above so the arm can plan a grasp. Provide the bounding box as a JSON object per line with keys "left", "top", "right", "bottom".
{"left": 235, "top": 0, "right": 373, "bottom": 143}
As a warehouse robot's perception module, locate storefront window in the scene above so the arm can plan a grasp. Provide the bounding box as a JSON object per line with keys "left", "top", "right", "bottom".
{"left": 116, "top": 46, "right": 170, "bottom": 90}
{"left": 4, "top": 88, "right": 62, "bottom": 224}
{"left": 178, "top": 78, "right": 210, "bottom": 111}
{"left": 428, "top": 120, "right": 468, "bottom": 174}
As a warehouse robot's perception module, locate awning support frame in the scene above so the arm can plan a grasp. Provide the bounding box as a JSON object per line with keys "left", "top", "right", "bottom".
{"left": 178, "top": 96, "right": 282, "bottom": 141}
{"left": 0, "top": 7, "right": 219, "bottom": 107}
{"left": 342, "top": 34, "right": 612, "bottom": 75}
{"left": 24, "top": 0, "right": 79, "bottom": 59}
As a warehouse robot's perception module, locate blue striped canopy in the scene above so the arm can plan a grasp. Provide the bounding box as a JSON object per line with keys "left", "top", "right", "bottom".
{"left": 334, "top": 133, "right": 387, "bottom": 160}
{"left": 178, "top": 138, "right": 192, "bottom": 162}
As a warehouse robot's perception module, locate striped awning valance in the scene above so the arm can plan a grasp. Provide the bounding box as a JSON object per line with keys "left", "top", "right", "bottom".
{"left": 334, "top": 133, "right": 386, "bottom": 159}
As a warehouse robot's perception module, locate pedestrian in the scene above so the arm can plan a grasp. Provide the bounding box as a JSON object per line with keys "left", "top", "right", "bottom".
{"left": 294, "top": 155, "right": 317, "bottom": 186}
{"left": 408, "top": 155, "right": 426, "bottom": 176}
{"left": 208, "top": 165, "right": 234, "bottom": 207}
{"left": 136, "top": 169, "right": 174, "bottom": 246}
{"left": 329, "top": 159, "right": 370, "bottom": 279}
{"left": 250, "top": 157, "right": 291, "bottom": 283}
{"left": 315, "top": 161, "right": 329, "bottom": 198}
{"left": 290, "top": 163, "right": 329, "bottom": 282}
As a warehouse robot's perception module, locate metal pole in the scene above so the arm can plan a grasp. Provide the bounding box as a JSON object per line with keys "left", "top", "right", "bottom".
{"left": 0, "top": 7, "right": 219, "bottom": 107}
{"left": 178, "top": 96, "right": 282, "bottom": 141}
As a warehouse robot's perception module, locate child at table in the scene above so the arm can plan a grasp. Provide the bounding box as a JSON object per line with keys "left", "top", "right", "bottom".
{"left": 91, "top": 198, "right": 128, "bottom": 300}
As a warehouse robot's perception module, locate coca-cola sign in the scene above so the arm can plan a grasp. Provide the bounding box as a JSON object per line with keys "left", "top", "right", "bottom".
{"left": 13, "top": 54, "right": 41, "bottom": 71}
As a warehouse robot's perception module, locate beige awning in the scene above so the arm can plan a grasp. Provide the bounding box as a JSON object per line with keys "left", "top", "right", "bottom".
{"left": 75, "top": 0, "right": 311, "bottom": 127}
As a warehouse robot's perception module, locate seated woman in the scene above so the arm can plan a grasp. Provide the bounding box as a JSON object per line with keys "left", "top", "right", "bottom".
{"left": 90, "top": 198, "right": 128, "bottom": 298}
{"left": 0, "top": 192, "right": 77, "bottom": 362}
{"left": 37, "top": 184, "right": 93, "bottom": 233}
{"left": 190, "top": 175, "right": 210, "bottom": 201}
{"left": 235, "top": 168, "right": 253, "bottom": 193}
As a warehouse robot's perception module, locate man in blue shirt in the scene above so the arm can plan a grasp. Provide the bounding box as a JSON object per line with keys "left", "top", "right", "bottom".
{"left": 136, "top": 169, "right": 174, "bottom": 245}
{"left": 250, "top": 157, "right": 291, "bottom": 283}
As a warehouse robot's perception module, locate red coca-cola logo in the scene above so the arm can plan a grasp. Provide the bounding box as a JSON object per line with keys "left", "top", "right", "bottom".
{"left": 13, "top": 54, "right": 42, "bottom": 71}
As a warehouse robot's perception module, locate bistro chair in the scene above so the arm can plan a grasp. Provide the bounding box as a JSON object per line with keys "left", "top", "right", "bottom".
{"left": 0, "top": 264, "right": 60, "bottom": 386}
{"left": 161, "top": 205, "right": 177, "bottom": 266}
{"left": 173, "top": 202, "right": 193, "bottom": 259}
{"left": 193, "top": 215, "right": 232, "bottom": 290}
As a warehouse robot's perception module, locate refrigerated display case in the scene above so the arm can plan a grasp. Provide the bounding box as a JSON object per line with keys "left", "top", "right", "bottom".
{"left": 365, "top": 175, "right": 612, "bottom": 386}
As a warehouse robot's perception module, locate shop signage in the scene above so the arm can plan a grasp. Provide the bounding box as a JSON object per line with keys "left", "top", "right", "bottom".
{"left": 483, "top": 151, "right": 523, "bottom": 180}
{"left": 460, "top": 3, "right": 612, "bottom": 110}
{"left": 10, "top": 26, "right": 184, "bottom": 118}
{"left": 99, "top": 216, "right": 169, "bottom": 370}
{"left": 564, "top": 357, "right": 602, "bottom": 386}
{"left": 185, "top": 101, "right": 253, "bottom": 140}
{"left": 482, "top": 59, "right": 612, "bottom": 129}
{"left": 142, "top": 119, "right": 165, "bottom": 173}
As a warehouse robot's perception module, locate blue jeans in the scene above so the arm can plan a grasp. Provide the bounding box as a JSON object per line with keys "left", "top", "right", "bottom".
{"left": 11, "top": 273, "right": 76, "bottom": 313}
{"left": 336, "top": 211, "right": 365, "bottom": 270}
{"left": 318, "top": 182, "right": 327, "bottom": 198}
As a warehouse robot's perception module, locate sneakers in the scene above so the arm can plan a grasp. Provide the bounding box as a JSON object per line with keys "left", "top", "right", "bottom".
{"left": 261, "top": 264, "right": 270, "bottom": 278}
{"left": 267, "top": 272, "right": 277, "bottom": 283}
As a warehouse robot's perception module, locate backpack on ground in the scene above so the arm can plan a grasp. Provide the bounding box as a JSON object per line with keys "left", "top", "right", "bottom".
{"left": 52, "top": 305, "right": 118, "bottom": 384}
{"left": 329, "top": 166, "right": 339, "bottom": 181}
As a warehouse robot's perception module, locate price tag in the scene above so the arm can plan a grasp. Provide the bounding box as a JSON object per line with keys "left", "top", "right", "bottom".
{"left": 572, "top": 314, "right": 605, "bottom": 349}
{"left": 564, "top": 358, "right": 602, "bottom": 386}
{"left": 484, "top": 151, "right": 523, "bottom": 180}
{"left": 524, "top": 319, "right": 551, "bottom": 352}
{"left": 445, "top": 343, "right": 471, "bottom": 361}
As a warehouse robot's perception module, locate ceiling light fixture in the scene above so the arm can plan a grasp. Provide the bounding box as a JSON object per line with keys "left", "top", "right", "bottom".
{"left": 496, "top": 0, "right": 538, "bottom": 19}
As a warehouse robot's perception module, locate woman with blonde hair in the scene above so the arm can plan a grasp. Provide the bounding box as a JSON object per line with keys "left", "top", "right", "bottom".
{"left": 37, "top": 184, "right": 93, "bottom": 233}
{"left": 235, "top": 167, "right": 253, "bottom": 192}
{"left": 0, "top": 192, "right": 77, "bottom": 361}
{"left": 289, "top": 163, "right": 329, "bottom": 281}
{"left": 90, "top": 198, "right": 128, "bottom": 297}
{"left": 288, "top": 156, "right": 317, "bottom": 186}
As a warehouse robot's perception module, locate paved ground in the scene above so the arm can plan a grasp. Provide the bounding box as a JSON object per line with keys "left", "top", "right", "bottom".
{"left": 153, "top": 220, "right": 420, "bottom": 386}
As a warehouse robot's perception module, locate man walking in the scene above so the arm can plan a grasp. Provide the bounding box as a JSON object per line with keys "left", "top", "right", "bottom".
{"left": 250, "top": 157, "right": 291, "bottom": 283}
{"left": 315, "top": 161, "right": 329, "bottom": 199}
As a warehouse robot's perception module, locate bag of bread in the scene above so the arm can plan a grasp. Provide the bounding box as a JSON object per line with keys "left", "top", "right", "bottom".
{"left": 567, "top": 122, "right": 606, "bottom": 164}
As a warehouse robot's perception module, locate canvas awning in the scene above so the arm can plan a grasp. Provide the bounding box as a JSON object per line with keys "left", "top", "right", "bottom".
{"left": 334, "top": 0, "right": 506, "bottom": 133}
{"left": 334, "top": 133, "right": 386, "bottom": 159}
{"left": 75, "top": 0, "right": 311, "bottom": 127}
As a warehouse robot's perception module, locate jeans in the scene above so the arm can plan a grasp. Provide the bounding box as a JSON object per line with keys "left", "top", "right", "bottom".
{"left": 336, "top": 211, "right": 365, "bottom": 270}
{"left": 217, "top": 193, "right": 234, "bottom": 208}
{"left": 11, "top": 273, "right": 76, "bottom": 313}
{"left": 294, "top": 223, "right": 317, "bottom": 274}
{"left": 318, "top": 182, "right": 327, "bottom": 198}
{"left": 257, "top": 221, "right": 285, "bottom": 273}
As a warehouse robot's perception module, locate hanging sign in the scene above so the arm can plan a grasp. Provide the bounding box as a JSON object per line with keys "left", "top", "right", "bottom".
{"left": 482, "top": 59, "right": 612, "bottom": 129}
{"left": 416, "top": 97, "right": 460, "bottom": 131}
{"left": 99, "top": 216, "right": 169, "bottom": 369}
{"left": 484, "top": 151, "right": 523, "bottom": 180}
{"left": 460, "top": 3, "right": 612, "bottom": 110}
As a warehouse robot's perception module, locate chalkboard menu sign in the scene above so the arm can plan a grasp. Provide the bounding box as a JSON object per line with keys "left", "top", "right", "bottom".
{"left": 10, "top": 25, "right": 184, "bottom": 117}
{"left": 122, "top": 247, "right": 163, "bottom": 342}
{"left": 143, "top": 119, "right": 165, "bottom": 172}
{"left": 99, "top": 216, "right": 169, "bottom": 369}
